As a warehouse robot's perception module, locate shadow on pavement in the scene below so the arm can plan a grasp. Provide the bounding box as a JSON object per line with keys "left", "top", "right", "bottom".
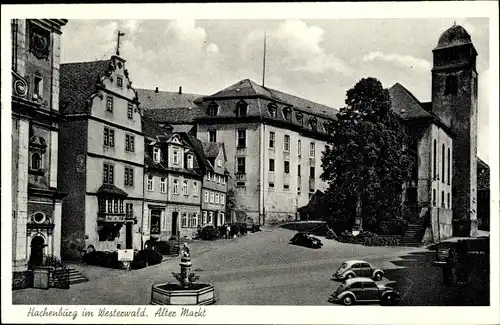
{"left": 383, "top": 247, "right": 489, "bottom": 306}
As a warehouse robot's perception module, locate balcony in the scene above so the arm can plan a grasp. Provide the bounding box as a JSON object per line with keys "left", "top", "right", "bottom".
{"left": 97, "top": 213, "right": 126, "bottom": 223}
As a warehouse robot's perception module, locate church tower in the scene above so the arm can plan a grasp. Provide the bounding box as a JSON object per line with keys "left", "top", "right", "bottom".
{"left": 431, "top": 24, "right": 478, "bottom": 236}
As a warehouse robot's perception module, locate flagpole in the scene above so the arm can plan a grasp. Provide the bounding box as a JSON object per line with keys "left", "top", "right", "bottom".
{"left": 262, "top": 31, "right": 267, "bottom": 87}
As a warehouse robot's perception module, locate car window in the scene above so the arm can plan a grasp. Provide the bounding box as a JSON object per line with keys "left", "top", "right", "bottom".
{"left": 363, "top": 282, "right": 378, "bottom": 289}
{"left": 360, "top": 263, "right": 371, "bottom": 268}
{"left": 352, "top": 263, "right": 360, "bottom": 268}
{"left": 350, "top": 282, "right": 363, "bottom": 289}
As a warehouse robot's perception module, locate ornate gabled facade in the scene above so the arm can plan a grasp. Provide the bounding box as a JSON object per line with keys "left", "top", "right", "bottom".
{"left": 194, "top": 79, "right": 337, "bottom": 225}
{"left": 11, "top": 19, "right": 68, "bottom": 274}
{"left": 58, "top": 54, "right": 144, "bottom": 255}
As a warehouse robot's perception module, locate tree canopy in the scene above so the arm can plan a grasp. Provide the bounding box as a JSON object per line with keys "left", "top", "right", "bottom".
{"left": 321, "top": 77, "right": 414, "bottom": 233}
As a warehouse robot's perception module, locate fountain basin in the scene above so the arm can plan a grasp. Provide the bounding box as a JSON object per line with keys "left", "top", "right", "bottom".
{"left": 151, "top": 283, "right": 215, "bottom": 305}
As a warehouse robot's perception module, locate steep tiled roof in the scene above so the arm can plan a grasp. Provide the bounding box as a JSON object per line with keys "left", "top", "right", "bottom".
{"left": 202, "top": 142, "right": 223, "bottom": 158}
{"left": 389, "top": 83, "right": 432, "bottom": 120}
{"left": 137, "top": 88, "right": 204, "bottom": 110}
{"left": 142, "top": 115, "right": 171, "bottom": 140}
{"left": 179, "top": 133, "right": 213, "bottom": 172}
{"left": 171, "top": 124, "right": 196, "bottom": 134}
{"left": 96, "top": 184, "right": 128, "bottom": 197}
{"left": 208, "top": 79, "right": 338, "bottom": 119}
{"left": 60, "top": 60, "right": 111, "bottom": 114}
{"left": 143, "top": 107, "right": 203, "bottom": 124}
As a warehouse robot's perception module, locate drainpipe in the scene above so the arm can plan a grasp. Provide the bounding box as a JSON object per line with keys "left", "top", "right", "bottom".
{"left": 141, "top": 165, "right": 146, "bottom": 250}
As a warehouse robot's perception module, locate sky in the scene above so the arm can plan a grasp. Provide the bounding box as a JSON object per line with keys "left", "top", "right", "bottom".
{"left": 60, "top": 18, "right": 490, "bottom": 162}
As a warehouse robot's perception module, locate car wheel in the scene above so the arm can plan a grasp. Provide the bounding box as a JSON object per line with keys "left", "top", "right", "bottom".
{"left": 346, "top": 273, "right": 354, "bottom": 279}
{"left": 382, "top": 293, "right": 396, "bottom": 306}
{"left": 374, "top": 272, "right": 383, "bottom": 281}
{"left": 342, "top": 295, "right": 354, "bottom": 306}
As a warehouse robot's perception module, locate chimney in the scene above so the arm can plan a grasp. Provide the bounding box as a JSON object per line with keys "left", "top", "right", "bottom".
{"left": 155, "top": 87, "right": 159, "bottom": 93}
{"left": 178, "top": 86, "right": 182, "bottom": 95}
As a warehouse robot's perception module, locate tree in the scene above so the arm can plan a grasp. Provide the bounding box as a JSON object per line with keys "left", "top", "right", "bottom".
{"left": 321, "top": 77, "right": 414, "bottom": 233}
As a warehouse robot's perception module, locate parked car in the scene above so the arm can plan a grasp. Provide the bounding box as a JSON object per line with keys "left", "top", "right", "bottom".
{"left": 330, "top": 277, "right": 400, "bottom": 306}
{"left": 131, "top": 249, "right": 163, "bottom": 269}
{"left": 82, "top": 250, "right": 120, "bottom": 268}
{"left": 289, "top": 232, "right": 323, "bottom": 249}
{"left": 331, "top": 260, "right": 384, "bottom": 281}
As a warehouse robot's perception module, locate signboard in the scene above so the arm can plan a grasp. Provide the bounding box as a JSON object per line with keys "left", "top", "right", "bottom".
{"left": 117, "top": 249, "right": 134, "bottom": 262}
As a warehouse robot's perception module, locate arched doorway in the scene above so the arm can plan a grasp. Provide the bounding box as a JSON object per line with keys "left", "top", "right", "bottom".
{"left": 29, "top": 236, "right": 45, "bottom": 268}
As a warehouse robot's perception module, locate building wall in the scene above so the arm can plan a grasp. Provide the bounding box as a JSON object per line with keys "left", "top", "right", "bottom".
{"left": 430, "top": 124, "right": 453, "bottom": 210}
{"left": 198, "top": 122, "right": 261, "bottom": 223}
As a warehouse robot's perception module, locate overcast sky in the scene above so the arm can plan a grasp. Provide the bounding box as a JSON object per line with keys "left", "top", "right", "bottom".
{"left": 60, "top": 18, "right": 490, "bottom": 162}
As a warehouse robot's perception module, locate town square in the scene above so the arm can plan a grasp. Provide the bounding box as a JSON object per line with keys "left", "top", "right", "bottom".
{"left": 2, "top": 3, "right": 497, "bottom": 322}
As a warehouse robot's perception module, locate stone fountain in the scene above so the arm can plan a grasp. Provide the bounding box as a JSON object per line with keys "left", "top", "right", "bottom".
{"left": 150, "top": 243, "right": 215, "bottom": 305}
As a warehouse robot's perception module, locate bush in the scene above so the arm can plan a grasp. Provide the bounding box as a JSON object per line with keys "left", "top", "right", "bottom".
{"left": 237, "top": 223, "right": 248, "bottom": 235}
{"left": 218, "top": 225, "right": 227, "bottom": 237}
{"left": 362, "top": 236, "right": 400, "bottom": 247}
{"left": 200, "top": 226, "right": 220, "bottom": 241}
{"left": 379, "top": 218, "right": 408, "bottom": 235}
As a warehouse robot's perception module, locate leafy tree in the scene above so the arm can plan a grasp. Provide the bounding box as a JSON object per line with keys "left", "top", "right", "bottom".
{"left": 321, "top": 77, "right": 414, "bottom": 233}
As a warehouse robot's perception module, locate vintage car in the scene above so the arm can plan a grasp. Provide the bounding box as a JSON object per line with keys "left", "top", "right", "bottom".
{"left": 131, "top": 249, "right": 163, "bottom": 269}
{"left": 331, "top": 260, "right": 384, "bottom": 281}
{"left": 289, "top": 232, "right": 323, "bottom": 249}
{"left": 330, "top": 277, "right": 400, "bottom": 306}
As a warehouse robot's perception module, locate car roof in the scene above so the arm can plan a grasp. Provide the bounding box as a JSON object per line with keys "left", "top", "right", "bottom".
{"left": 344, "top": 277, "right": 375, "bottom": 285}
{"left": 344, "top": 260, "right": 369, "bottom": 265}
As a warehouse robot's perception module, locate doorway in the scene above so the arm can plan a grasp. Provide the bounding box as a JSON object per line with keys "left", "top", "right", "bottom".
{"left": 125, "top": 223, "right": 133, "bottom": 249}
{"left": 29, "top": 236, "right": 45, "bottom": 268}
{"left": 171, "top": 211, "right": 178, "bottom": 238}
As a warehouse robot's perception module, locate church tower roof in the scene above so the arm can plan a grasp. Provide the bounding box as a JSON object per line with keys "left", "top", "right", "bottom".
{"left": 435, "top": 24, "right": 473, "bottom": 50}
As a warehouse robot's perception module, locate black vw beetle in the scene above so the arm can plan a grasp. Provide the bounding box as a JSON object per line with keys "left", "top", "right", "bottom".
{"left": 289, "top": 232, "right": 323, "bottom": 249}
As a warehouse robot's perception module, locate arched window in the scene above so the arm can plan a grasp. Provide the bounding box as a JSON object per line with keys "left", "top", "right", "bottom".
{"left": 444, "top": 75, "right": 458, "bottom": 95}
{"left": 268, "top": 103, "right": 277, "bottom": 118}
{"left": 441, "top": 143, "right": 445, "bottom": 184}
{"left": 296, "top": 112, "right": 303, "bottom": 125}
{"left": 283, "top": 107, "right": 292, "bottom": 121}
{"left": 236, "top": 100, "right": 248, "bottom": 117}
{"left": 309, "top": 117, "right": 317, "bottom": 131}
{"left": 31, "top": 152, "right": 42, "bottom": 170}
{"left": 433, "top": 139, "right": 437, "bottom": 179}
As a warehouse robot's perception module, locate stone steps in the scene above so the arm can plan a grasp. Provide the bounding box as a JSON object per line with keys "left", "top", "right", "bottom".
{"left": 67, "top": 268, "right": 89, "bottom": 285}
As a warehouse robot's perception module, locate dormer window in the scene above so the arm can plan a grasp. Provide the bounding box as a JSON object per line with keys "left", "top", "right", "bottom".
{"left": 236, "top": 100, "right": 248, "bottom": 117}
{"left": 296, "top": 112, "right": 303, "bottom": 125}
{"left": 268, "top": 103, "right": 278, "bottom": 118}
{"left": 153, "top": 147, "right": 161, "bottom": 163}
{"left": 309, "top": 117, "right": 317, "bottom": 131}
{"left": 208, "top": 102, "right": 218, "bottom": 117}
{"left": 187, "top": 155, "right": 194, "bottom": 169}
{"left": 283, "top": 107, "right": 292, "bottom": 121}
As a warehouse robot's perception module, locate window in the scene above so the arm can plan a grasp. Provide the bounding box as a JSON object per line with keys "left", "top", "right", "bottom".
{"left": 236, "top": 100, "right": 248, "bottom": 117}
{"left": 204, "top": 190, "right": 209, "bottom": 203}
{"left": 34, "top": 75, "right": 43, "bottom": 99}
{"left": 268, "top": 103, "right": 277, "bottom": 118}
{"left": 237, "top": 157, "right": 246, "bottom": 174}
{"left": 206, "top": 172, "right": 210, "bottom": 181}
{"left": 173, "top": 179, "right": 179, "bottom": 194}
{"left": 441, "top": 190, "right": 445, "bottom": 208}
{"left": 202, "top": 211, "right": 207, "bottom": 224}
{"left": 269, "top": 132, "right": 275, "bottom": 148}
{"left": 210, "top": 192, "right": 214, "bottom": 203}
{"left": 147, "top": 175, "right": 154, "bottom": 191}
{"left": 106, "top": 96, "right": 114, "bottom": 112}
{"left": 173, "top": 150, "right": 179, "bottom": 164}
{"left": 296, "top": 112, "right": 303, "bottom": 125}
{"left": 269, "top": 182, "right": 275, "bottom": 188}
{"left": 298, "top": 140, "right": 301, "bottom": 156}
{"left": 104, "top": 127, "right": 115, "bottom": 147}
{"left": 217, "top": 175, "right": 221, "bottom": 184}
{"left": 284, "top": 184, "right": 290, "bottom": 190}
{"left": 150, "top": 212, "right": 160, "bottom": 234}
{"left": 269, "top": 159, "right": 275, "bottom": 172}
{"left": 444, "top": 75, "right": 458, "bottom": 95}
{"left": 448, "top": 148, "right": 451, "bottom": 185}
{"left": 350, "top": 282, "right": 363, "bottom": 289}
{"left": 153, "top": 147, "right": 161, "bottom": 163}
{"left": 182, "top": 180, "right": 188, "bottom": 195}
{"left": 310, "top": 166, "right": 315, "bottom": 179}
{"left": 160, "top": 177, "right": 166, "bottom": 193}
{"left": 447, "top": 193, "right": 450, "bottom": 208}
{"left": 103, "top": 164, "right": 114, "bottom": 184}
{"left": 220, "top": 194, "right": 225, "bottom": 205}
{"left": 209, "top": 130, "right": 216, "bottom": 142}
{"left": 188, "top": 213, "right": 198, "bottom": 228}
{"left": 222, "top": 175, "right": 226, "bottom": 185}
{"left": 432, "top": 189, "right": 436, "bottom": 207}
{"left": 127, "top": 103, "right": 133, "bottom": 119}
{"left": 309, "top": 117, "right": 317, "bottom": 131}
{"left": 212, "top": 173, "right": 216, "bottom": 182}
{"left": 217, "top": 159, "right": 222, "bottom": 167}
{"left": 433, "top": 139, "right": 437, "bottom": 179}
{"left": 125, "top": 134, "right": 135, "bottom": 152}
{"left": 284, "top": 135, "right": 290, "bottom": 152}
{"left": 31, "top": 152, "right": 42, "bottom": 170}
{"left": 284, "top": 161, "right": 290, "bottom": 174}
{"left": 363, "top": 282, "right": 378, "bottom": 289}
{"left": 126, "top": 203, "right": 133, "bottom": 215}
{"left": 237, "top": 129, "right": 246, "bottom": 148}
{"left": 208, "top": 212, "right": 213, "bottom": 224}
{"left": 309, "top": 142, "right": 315, "bottom": 158}
{"left": 187, "top": 155, "right": 194, "bottom": 169}
{"left": 215, "top": 193, "right": 219, "bottom": 204}
{"left": 124, "top": 167, "right": 134, "bottom": 186}
{"left": 441, "top": 144, "right": 445, "bottom": 184}
{"left": 181, "top": 213, "right": 188, "bottom": 228}
{"left": 115, "top": 76, "right": 123, "bottom": 87}
{"left": 208, "top": 102, "right": 218, "bottom": 116}
{"left": 298, "top": 164, "right": 301, "bottom": 177}
{"left": 283, "top": 107, "right": 292, "bottom": 121}
{"left": 193, "top": 182, "right": 199, "bottom": 196}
